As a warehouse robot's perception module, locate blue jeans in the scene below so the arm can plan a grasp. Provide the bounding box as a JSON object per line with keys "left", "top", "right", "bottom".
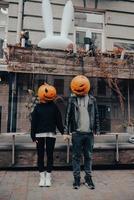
{"left": 72, "top": 132, "right": 94, "bottom": 178}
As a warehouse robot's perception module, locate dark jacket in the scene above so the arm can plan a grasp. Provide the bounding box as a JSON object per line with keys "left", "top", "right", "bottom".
{"left": 31, "top": 101, "right": 64, "bottom": 141}
{"left": 64, "top": 94, "right": 100, "bottom": 134}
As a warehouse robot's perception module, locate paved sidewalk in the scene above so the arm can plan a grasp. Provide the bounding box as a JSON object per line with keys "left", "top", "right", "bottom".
{"left": 0, "top": 170, "right": 134, "bottom": 200}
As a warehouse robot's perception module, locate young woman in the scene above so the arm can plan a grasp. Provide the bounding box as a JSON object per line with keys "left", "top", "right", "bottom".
{"left": 31, "top": 83, "right": 64, "bottom": 187}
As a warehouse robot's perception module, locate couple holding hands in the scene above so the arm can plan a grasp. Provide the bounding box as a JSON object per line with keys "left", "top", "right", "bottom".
{"left": 30, "top": 75, "right": 100, "bottom": 190}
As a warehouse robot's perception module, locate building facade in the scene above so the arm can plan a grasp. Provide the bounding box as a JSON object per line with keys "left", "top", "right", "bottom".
{"left": 0, "top": 0, "right": 134, "bottom": 133}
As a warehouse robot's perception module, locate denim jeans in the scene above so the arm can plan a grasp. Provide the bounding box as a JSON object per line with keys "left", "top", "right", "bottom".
{"left": 72, "top": 132, "right": 94, "bottom": 178}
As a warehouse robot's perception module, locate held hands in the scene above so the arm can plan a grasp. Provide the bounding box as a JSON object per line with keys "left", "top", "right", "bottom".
{"left": 63, "top": 134, "right": 71, "bottom": 141}
{"left": 31, "top": 134, "right": 38, "bottom": 143}
{"left": 32, "top": 138, "right": 38, "bottom": 143}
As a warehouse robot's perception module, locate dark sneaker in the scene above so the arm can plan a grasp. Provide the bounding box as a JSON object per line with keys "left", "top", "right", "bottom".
{"left": 84, "top": 176, "right": 95, "bottom": 189}
{"left": 73, "top": 177, "right": 80, "bottom": 189}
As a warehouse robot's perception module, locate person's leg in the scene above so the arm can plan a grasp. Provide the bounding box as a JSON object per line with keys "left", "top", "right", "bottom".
{"left": 36, "top": 138, "right": 45, "bottom": 186}
{"left": 46, "top": 137, "right": 56, "bottom": 172}
{"left": 45, "top": 137, "right": 56, "bottom": 186}
{"left": 83, "top": 134, "right": 95, "bottom": 189}
{"left": 83, "top": 134, "right": 94, "bottom": 176}
{"left": 72, "top": 133, "right": 83, "bottom": 189}
{"left": 36, "top": 137, "right": 45, "bottom": 172}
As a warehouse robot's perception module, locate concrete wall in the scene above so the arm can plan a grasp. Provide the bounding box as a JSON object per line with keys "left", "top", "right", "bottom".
{"left": 0, "top": 141, "right": 134, "bottom": 167}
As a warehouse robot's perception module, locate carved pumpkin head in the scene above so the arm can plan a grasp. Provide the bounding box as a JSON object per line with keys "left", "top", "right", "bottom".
{"left": 37, "top": 83, "right": 57, "bottom": 102}
{"left": 70, "top": 75, "right": 90, "bottom": 96}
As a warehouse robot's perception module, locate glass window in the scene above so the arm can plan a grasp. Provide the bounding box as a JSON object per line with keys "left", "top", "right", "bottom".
{"left": 75, "top": 28, "right": 104, "bottom": 51}
{"left": 113, "top": 105, "right": 119, "bottom": 119}
{"left": 98, "top": 105, "right": 111, "bottom": 133}
{"left": 75, "top": 13, "right": 104, "bottom": 51}
{"left": 76, "top": 31, "right": 86, "bottom": 48}
{"left": 54, "top": 79, "right": 64, "bottom": 95}
{"left": 0, "top": 38, "right": 4, "bottom": 58}
{"left": 92, "top": 32, "right": 102, "bottom": 50}
{"left": 97, "top": 78, "right": 106, "bottom": 96}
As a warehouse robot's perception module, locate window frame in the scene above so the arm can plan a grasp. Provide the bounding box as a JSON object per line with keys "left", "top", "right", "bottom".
{"left": 74, "top": 26, "right": 105, "bottom": 52}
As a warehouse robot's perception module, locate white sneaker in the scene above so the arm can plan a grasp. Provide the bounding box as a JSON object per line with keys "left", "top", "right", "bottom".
{"left": 39, "top": 172, "right": 45, "bottom": 187}
{"left": 45, "top": 172, "right": 52, "bottom": 187}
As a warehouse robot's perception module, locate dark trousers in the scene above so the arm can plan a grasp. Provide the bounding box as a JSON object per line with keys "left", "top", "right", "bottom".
{"left": 72, "top": 132, "right": 94, "bottom": 178}
{"left": 36, "top": 137, "right": 56, "bottom": 173}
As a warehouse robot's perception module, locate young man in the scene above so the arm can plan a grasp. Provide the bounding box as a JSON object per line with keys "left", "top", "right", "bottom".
{"left": 64, "top": 75, "right": 100, "bottom": 189}
{"left": 31, "top": 83, "right": 64, "bottom": 187}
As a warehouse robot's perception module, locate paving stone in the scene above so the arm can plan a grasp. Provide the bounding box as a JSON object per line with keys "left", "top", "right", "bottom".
{"left": 0, "top": 170, "right": 134, "bottom": 200}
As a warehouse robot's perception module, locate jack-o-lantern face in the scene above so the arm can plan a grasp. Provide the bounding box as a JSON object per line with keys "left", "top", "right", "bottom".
{"left": 37, "top": 84, "right": 57, "bottom": 102}
{"left": 70, "top": 75, "right": 90, "bottom": 96}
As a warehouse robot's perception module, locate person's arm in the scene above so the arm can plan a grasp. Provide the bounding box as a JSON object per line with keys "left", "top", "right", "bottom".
{"left": 55, "top": 104, "right": 64, "bottom": 135}
{"left": 31, "top": 106, "right": 38, "bottom": 141}
{"left": 64, "top": 96, "right": 72, "bottom": 134}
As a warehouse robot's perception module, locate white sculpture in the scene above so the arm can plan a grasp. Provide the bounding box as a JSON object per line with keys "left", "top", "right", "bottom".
{"left": 38, "top": 0, "right": 74, "bottom": 50}
{"left": 0, "top": 8, "right": 8, "bottom": 15}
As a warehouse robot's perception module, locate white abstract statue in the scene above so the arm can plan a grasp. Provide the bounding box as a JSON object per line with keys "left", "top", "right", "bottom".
{"left": 38, "top": 0, "right": 74, "bottom": 50}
